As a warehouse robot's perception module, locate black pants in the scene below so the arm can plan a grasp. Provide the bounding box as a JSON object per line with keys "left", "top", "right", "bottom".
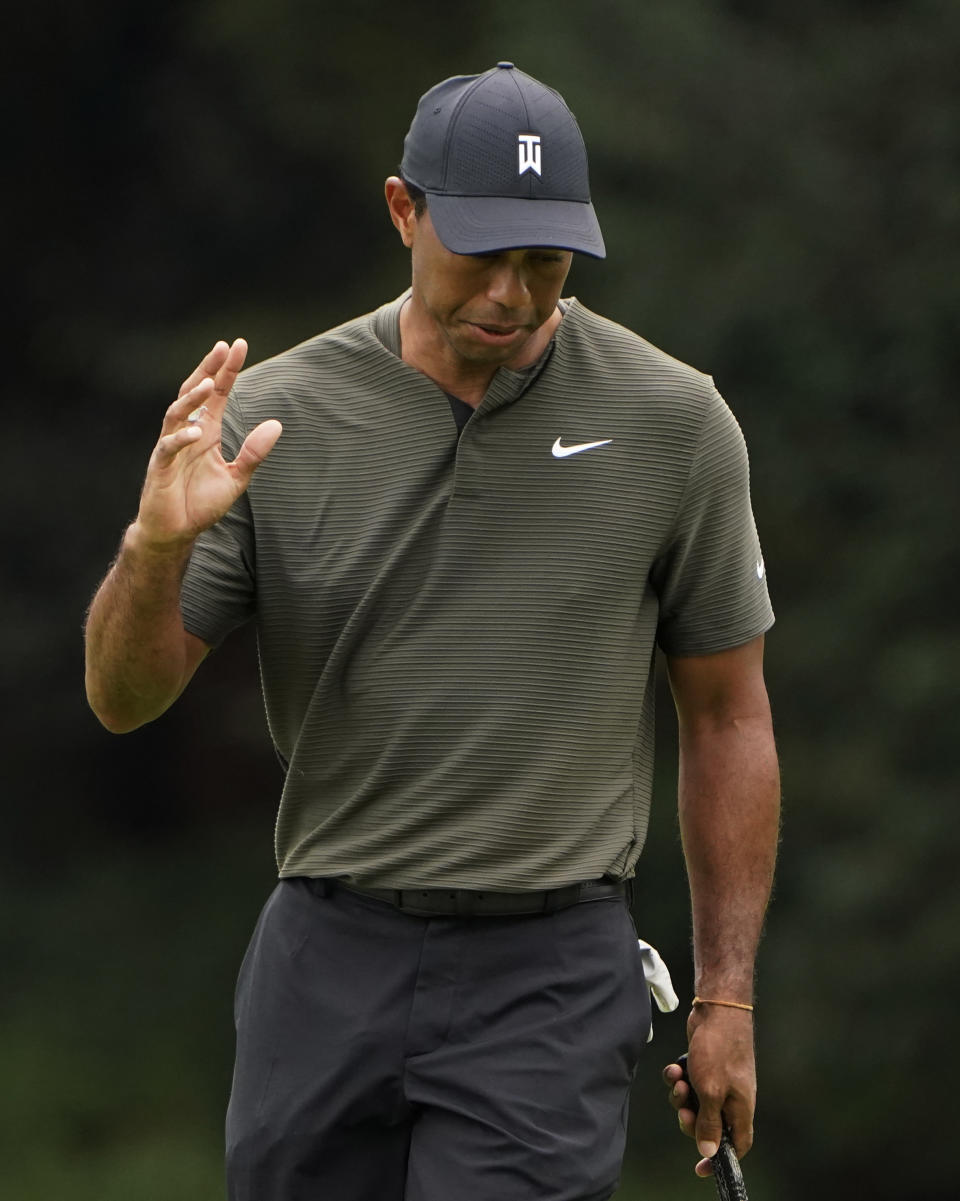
{"left": 226, "top": 879, "right": 650, "bottom": 1201}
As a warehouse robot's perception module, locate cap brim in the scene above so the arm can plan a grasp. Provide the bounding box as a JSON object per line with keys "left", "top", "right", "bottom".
{"left": 426, "top": 194, "right": 606, "bottom": 259}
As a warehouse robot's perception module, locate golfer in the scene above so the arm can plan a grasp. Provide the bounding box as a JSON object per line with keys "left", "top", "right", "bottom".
{"left": 85, "top": 63, "right": 780, "bottom": 1201}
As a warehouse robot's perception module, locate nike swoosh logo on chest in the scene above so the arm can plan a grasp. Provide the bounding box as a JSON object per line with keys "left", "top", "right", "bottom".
{"left": 551, "top": 437, "right": 613, "bottom": 459}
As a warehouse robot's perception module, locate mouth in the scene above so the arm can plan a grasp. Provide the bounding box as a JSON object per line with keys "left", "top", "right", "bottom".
{"left": 464, "top": 321, "right": 526, "bottom": 346}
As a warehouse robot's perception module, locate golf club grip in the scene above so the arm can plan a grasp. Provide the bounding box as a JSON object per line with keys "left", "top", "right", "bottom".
{"left": 676, "top": 1054, "right": 749, "bottom": 1201}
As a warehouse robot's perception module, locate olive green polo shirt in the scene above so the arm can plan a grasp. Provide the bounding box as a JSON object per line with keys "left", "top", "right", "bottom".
{"left": 180, "top": 294, "right": 773, "bottom": 888}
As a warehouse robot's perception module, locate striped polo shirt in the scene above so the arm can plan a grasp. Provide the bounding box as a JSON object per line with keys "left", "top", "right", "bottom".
{"left": 180, "top": 293, "right": 774, "bottom": 889}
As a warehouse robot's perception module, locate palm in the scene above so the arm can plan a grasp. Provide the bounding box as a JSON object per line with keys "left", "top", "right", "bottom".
{"left": 156, "top": 438, "right": 245, "bottom": 535}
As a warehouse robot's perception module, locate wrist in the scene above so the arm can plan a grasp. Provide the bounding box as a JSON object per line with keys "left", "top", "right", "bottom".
{"left": 693, "top": 966, "right": 755, "bottom": 1007}
{"left": 692, "top": 995, "right": 755, "bottom": 1013}
{"left": 123, "top": 520, "right": 196, "bottom": 562}
{"left": 686, "top": 996, "right": 756, "bottom": 1043}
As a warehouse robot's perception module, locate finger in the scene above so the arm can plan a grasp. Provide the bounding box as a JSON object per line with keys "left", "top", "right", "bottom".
{"left": 662, "top": 1063, "right": 684, "bottom": 1087}
{"left": 726, "top": 1105, "right": 755, "bottom": 1160}
{"left": 694, "top": 1156, "right": 715, "bottom": 1178}
{"left": 731, "top": 1125, "right": 755, "bottom": 1160}
{"left": 178, "top": 341, "right": 230, "bottom": 399}
{"left": 666, "top": 1077, "right": 692, "bottom": 1114}
{"left": 153, "top": 423, "right": 204, "bottom": 466}
{"left": 162, "top": 377, "right": 217, "bottom": 435}
{"left": 229, "top": 419, "right": 283, "bottom": 486}
{"left": 209, "top": 338, "right": 248, "bottom": 407}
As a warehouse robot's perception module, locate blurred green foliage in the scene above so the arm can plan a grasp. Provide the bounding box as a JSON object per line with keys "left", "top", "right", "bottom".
{"left": 3, "top": 0, "right": 958, "bottom": 1197}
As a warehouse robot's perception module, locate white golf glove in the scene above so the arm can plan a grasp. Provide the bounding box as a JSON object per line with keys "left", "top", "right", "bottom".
{"left": 637, "top": 938, "right": 679, "bottom": 1041}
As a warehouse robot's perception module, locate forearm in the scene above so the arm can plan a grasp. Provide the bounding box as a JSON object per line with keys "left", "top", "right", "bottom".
{"left": 678, "top": 712, "right": 780, "bottom": 1000}
{"left": 84, "top": 521, "right": 203, "bottom": 732}
{"left": 664, "top": 639, "right": 778, "bottom": 1165}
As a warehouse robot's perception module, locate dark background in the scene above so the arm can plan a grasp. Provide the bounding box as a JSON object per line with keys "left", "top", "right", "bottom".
{"left": 4, "top": 1, "right": 957, "bottom": 1197}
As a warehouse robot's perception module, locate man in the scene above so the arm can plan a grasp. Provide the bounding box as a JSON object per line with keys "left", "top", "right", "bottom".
{"left": 85, "top": 63, "right": 779, "bottom": 1201}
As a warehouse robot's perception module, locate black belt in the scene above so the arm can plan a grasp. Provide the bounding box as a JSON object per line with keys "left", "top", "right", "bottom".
{"left": 317, "top": 877, "right": 628, "bottom": 918}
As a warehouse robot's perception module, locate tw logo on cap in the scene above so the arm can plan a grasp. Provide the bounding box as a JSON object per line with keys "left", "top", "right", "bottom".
{"left": 517, "top": 133, "right": 542, "bottom": 177}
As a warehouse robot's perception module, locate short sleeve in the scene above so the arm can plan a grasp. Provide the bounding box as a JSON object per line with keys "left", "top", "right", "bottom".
{"left": 179, "top": 391, "right": 257, "bottom": 647}
{"left": 653, "top": 386, "right": 774, "bottom": 656}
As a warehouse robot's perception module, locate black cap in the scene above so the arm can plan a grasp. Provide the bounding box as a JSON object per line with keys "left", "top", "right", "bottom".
{"left": 400, "top": 63, "right": 605, "bottom": 259}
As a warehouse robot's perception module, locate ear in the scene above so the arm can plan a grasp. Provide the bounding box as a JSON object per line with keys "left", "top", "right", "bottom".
{"left": 385, "top": 176, "right": 418, "bottom": 248}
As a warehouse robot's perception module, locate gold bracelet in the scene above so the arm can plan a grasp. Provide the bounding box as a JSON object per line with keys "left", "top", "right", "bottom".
{"left": 693, "top": 996, "right": 754, "bottom": 1012}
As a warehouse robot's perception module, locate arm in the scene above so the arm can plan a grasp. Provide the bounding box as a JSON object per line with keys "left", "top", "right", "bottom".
{"left": 84, "top": 527, "right": 210, "bottom": 733}
{"left": 84, "top": 338, "right": 282, "bottom": 732}
{"left": 661, "top": 634, "right": 780, "bottom": 1176}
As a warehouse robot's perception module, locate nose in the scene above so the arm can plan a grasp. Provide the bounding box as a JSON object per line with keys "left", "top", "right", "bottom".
{"left": 484, "top": 258, "right": 531, "bottom": 310}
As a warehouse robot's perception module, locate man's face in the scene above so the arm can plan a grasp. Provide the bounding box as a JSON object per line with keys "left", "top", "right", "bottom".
{"left": 407, "top": 208, "right": 573, "bottom": 368}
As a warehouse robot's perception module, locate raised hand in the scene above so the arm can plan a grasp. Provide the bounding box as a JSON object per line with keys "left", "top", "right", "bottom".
{"left": 135, "top": 338, "right": 282, "bottom": 550}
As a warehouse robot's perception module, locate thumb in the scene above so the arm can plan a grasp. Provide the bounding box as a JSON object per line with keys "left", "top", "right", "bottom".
{"left": 695, "top": 1104, "right": 723, "bottom": 1161}
{"left": 231, "top": 419, "right": 283, "bottom": 485}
